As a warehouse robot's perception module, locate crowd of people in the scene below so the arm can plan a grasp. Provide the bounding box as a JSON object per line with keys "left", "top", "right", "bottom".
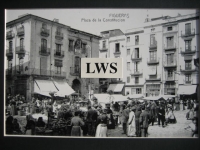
{"left": 5, "top": 93, "right": 199, "bottom": 138}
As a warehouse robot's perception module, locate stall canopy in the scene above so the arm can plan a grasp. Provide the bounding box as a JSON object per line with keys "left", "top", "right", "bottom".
{"left": 127, "top": 94, "right": 144, "bottom": 99}
{"left": 93, "top": 94, "right": 129, "bottom": 103}
{"left": 177, "top": 85, "right": 197, "bottom": 95}
{"left": 53, "top": 80, "right": 75, "bottom": 97}
{"left": 107, "top": 84, "right": 124, "bottom": 92}
{"left": 34, "top": 80, "right": 58, "bottom": 97}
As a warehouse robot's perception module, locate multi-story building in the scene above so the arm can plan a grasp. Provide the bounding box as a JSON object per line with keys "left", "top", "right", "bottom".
{"left": 5, "top": 14, "right": 100, "bottom": 101}
{"left": 100, "top": 12, "right": 199, "bottom": 99}
{"left": 99, "top": 29, "right": 126, "bottom": 94}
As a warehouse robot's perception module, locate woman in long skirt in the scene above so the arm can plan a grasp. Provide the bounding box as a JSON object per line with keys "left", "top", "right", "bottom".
{"left": 71, "top": 111, "right": 84, "bottom": 136}
{"left": 127, "top": 107, "right": 136, "bottom": 137}
{"left": 95, "top": 109, "right": 108, "bottom": 137}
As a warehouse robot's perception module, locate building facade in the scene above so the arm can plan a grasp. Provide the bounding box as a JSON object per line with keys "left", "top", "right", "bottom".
{"left": 99, "top": 12, "right": 199, "bottom": 99}
{"left": 6, "top": 14, "right": 100, "bottom": 101}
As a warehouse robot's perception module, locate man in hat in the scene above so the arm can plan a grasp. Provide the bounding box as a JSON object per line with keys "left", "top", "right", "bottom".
{"left": 86, "top": 105, "right": 98, "bottom": 136}
{"left": 157, "top": 104, "right": 165, "bottom": 127}
{"left": 135, "top": 104, "right": 142, "bottom": 137}
{"left": 139, "top": 105, "right": 150, "bottom": 137}
{"left": 121, "top": 104, "right": 130, "bottom": 134}
{"left": 105, "top": 103, "right": 115, "bottom": 129}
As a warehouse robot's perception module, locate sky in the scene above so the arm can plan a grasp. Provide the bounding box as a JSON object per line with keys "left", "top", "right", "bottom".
{"left": 6, "top": 9, "right": 198, "bottom": 36}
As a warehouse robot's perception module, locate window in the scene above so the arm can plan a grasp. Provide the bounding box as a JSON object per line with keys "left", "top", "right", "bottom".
{"left": 131, "top": 88, "right": 136, "bottom": 94}
{"left": 185, "top": 60, "right": 192, "bottom": 70}
{"left": 74, "top": 56, "right": 80, "bottom": 73}
{"left": 127, "top": 76, "right": 130, "bottom": 83}
{"left": 135, "top": 35, "right": 139, "bottom": 45}
{"left": 8, "top": 61, "right": 12, "bottom": 73}
{"left": 57, "top": 27, "right": 61, "bottom": 35}
{"left": 54, "top": 59, "right": 63, "bottom": 74}
{"left": 127, "top": 62, "right": 130, "bottom": 70}
{"left": 150, "top": 34, "right": 156, "bottom": 46}
{"left": 185, "top": 40, "right": 191, "bottom": 51}
{"left": 135, "top": 48, "right": 139, "bottom": 58}
{"left": 69, "top": 40, "right": 74, "bottom": 51}
{"left": 55, "top": 66, "right": 61, "bottom": 74}
{"left": 136, "top": 88, "right": 141, "bottom": 94}
{"left": 135, "top": 77, "right": 139, "bottom": 84}
{"left": 127, "top": 37, "right": 130, "bottom": 42}
{"left": 20, "top": 38, "right": 24, "bottom": 48}
{"left": 135, "top": 62, "right": 138, "bottom": 72}
{"left": 185, "top": 23, "right": 191, "bottom": 35}
{"left": 150, "top": 51, "right": 156, "bottom": 61}
{"left": 127, "top": 49, "right": 130, "bottom": 55}
{"left": 56, "top": 44, "right": 61, "bottom": 52}
{"left": 115, "top": 43, "right": 120, "bottom": 52}
{"left": 167, "top": 26, "right": 173, "bottom": 31}
{"left": 82, "top": 43, "right": 87, "bottom": 54}
{"left": 167, "top": 70, "right": 173, "bottom": 78}
{"left": 185, "top": 74, "right": 191, "bottom": 83}
{"left": 41, "top": 39, "right": 47, "bottom": 51}
{"left": 42, "top": 23, "right": 47, "bottom": 29}
{"left": 9, "top": 41, "right": 12, "bottom": 51}
{"left": 103, "top": 41, "right": 106, "bottom": 48}
{"left": 19, "top": 58, "right": 23, "bottom": 71}
{"left": 166, "top": 53, "right": 174, "bottom": 65}
{"left": 166, "top": 36, "right": 174, "bottom": 48}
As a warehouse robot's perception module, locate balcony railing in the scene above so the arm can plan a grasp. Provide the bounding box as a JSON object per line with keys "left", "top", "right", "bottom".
{"left": 147, "top": 58, "right": 159, "bottom": 65}
{"left": 149, "top": 42, "right": 157, "bottom": 50}
{"left": 130, "top": 69, "right": 143, "bottom": 76}
{"left": 113, "top": 50, "right": 121, "bottom": 55}
{"left": 54, "top": 50, "right": 64, "bottom": 58}
{"left": 70, "top": 67, "right": 80, "bottom": 76}
{"left": 55, "top": 31, "right": 64, "bottom": 40}
{"left": 99, "top": 47, "right": 108, "bottom": 51}
{"left": 180, "top": 47, "right": 196, "bottom": 55}
{"left": 146, "top": 75, "right": 161, "bottom": 81}
{"left": 16, "top": 46, "right": 25, "bottom": 54}
{"left": 39, "top": 47, "right": 50, "bottom": 56}
{"left": 164, "top": 43, "right": 176, "bottom": 50}
{"left": 6, "top": 49, "right": 13, "bottom": 59}
{"left": 40, "top": 28, "right": 50, "bottom": 37}
{"left": 131, "top": 55, "right": 142, "bottom": 61}
{"left": 181, "top": 29, "right": 195, "bottom": 37}
{"left": 6, "top": 32, "right": 15, "bottom": 39}
{"left": 17, "top": 27, "right": 25, "bottom": 36}
{"left": 163, "top": 61, "right": 177, "bottom": 68}
{"left": 183, "top": 79, "right": 193, "bottom": 85}
{"left": 164, "top": 84, "right": 176, "bottom": 89}
{"left": 165, "top": 76, "right": 175, "bottom": 81}
{"left": 12, "top": 68, "right": 66, "bottom": 78}
{"left": 180, "top": 67, "right": 197, "bottom": 73}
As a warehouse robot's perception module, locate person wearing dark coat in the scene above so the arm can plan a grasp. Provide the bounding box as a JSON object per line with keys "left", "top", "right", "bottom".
{"left": 139, "top": 106, "right": 150, "bottom": 137}
{"left": 71, "top": 111, "right": 85, "bottom": 136}
{"left": 135, "top": 105, "right": 142, "bottom": 137}
{"left": 121, "top": 104, "right": 130, "bottom": 134}
{"left": 157, "top": 105, "right": 165, "bottom": 127}
{"left": 150, "top": 101, "right": 157, "bottom": 126}
{"left": 86, "top": 105, "right": 98, "bottom": 136}
{"left": 6, "top": 116, "right": 14, "bottom": 134}
{"left": 105, "top": 103, "right": 115, "bottom": 129}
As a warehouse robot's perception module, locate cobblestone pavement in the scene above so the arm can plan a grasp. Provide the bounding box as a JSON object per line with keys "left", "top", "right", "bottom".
{"left": 108, "top": 109, "right": 193, "bottom": 138}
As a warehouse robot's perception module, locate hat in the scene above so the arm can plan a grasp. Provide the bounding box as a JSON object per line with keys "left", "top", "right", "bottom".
{"left": 105, "top": 103, "right": 110, "bottom": 106}
{"left": 131, "top": 106, "right": 136, "bottom": 111}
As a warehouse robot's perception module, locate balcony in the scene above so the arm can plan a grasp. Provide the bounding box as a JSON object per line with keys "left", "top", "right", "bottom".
{"left": 130, "top": 69, "right": 143, "bottom": 76}
{"left": 113, "top": 50, "right": 121, "bottom": 55}
{"left": 131, "top": 55, "right": 142, "bottom": 62}
{"left": 164, "top": 43, "right": 177, "bottom": 51}
{"left": 164, "top": 84, "right": 176, "bottom": 89}
{"left": 99, "top": 47, "right": 108, "bottom": 52}
{"left": 52, "top": 71, "right": 66, "bottom": 78}
{"left": 180, "top": 47, "right": 196, "bottom": 55}
{"left": 6, "top": 31, "right": 15, "bottom": 39}
{"left": 164, "top": 88, "right": 177, "bottom": 95}
{"left": 180, "top": 67, "right": 197, "bottom": 73}
{"left": 54, "top": 50, "right": 64, "bottom": 58}
{"left": 40, "top": 28, "right": 50, "bottom": 37}
{"left": 146, "top": 75, "right": 161, "bottom": 81}
{"left": 183, "top": 79, "right": 193, "bottom": 85}
{"left": 149, "top": 43, "right": 157, "bottom": 50}
{"left": 165, "top": 76, "right": 175, "bottom": 81}
{"left": 17, "top": 27, "right": 25, "bottom": 36}
{"left": 70, "top": 67, "right": 80, "bottom": 76}
{"left": 6, "top": 49, "right": 13, "bottom": 60}
{"left": 39, "top": 47, "right": 50, "bottom": 56}
{"left": 55, "top": 31, "right": 64, "bottom": 40}
{"left": 181, "top": 29, "right": 195, "bottom": 38}
{"left": 147, "top": 58, "right": 159, "bottom": 65}
{"left": 163, "top": 61, "right": 177, "bottom": 68}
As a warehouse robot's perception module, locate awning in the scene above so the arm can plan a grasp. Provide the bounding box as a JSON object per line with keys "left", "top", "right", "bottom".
{"left": 177, "top": 85, "right": 197, "bottom": 95}
{"left": 112, "top": 95, "right": 129, "bottom": 103}
{"left": 34, "top": 79, "right": 58, "bottom": 97}
{"left": 127, "top": 94, "right": 144, "bottom": 99}
{"left": 107, "top": 84, "right": 124, "bottom": 92}
{"left": 93, "top": 94, "right": 110, "bottom": 104}
{"left": 148, "top": 66, "right": 157, "bottom": 75}
{"left": 53, "top": 80, "right": 75, "bottom": 97}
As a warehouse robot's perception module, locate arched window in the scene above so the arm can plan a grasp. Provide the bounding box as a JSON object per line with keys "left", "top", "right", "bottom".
{"left": 9, "top": 41, "right": 13, "bottom": 51}
{"left": 20, "top": 38, "right": 24, "bottom": 48}
{"left": 41, "top": 39, "right": 47, "bottom": 51}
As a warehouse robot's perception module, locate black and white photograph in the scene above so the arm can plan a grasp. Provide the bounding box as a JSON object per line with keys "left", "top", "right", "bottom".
{"left": 4, "top": 8, "right": 199, "bottom": 138}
